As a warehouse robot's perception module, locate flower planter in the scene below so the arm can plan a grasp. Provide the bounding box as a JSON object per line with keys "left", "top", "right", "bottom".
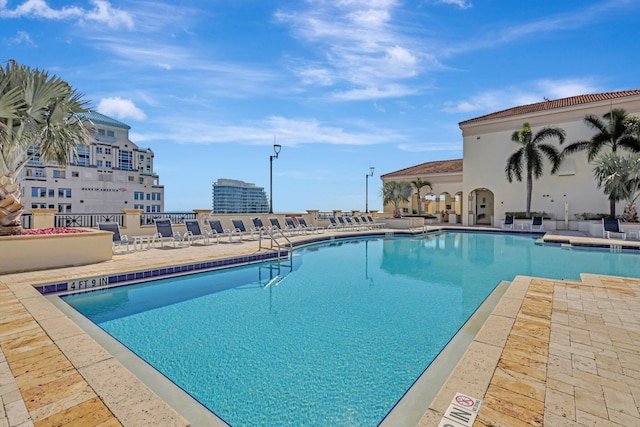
{"left": 0, "top": 228, "right": 113, "bottom": 274}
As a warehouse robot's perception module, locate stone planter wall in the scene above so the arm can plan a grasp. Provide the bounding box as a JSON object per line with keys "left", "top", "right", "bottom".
{"left": 0, "top": 229, "right": 112, "bottom": 275}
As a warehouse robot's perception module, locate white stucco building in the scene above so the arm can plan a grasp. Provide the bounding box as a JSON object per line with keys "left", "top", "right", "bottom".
{"left": 18, "top": 111, "right": 164, "bottom": 214}
{"left": 382, "top": 90, "right": 640, "bottom": 227}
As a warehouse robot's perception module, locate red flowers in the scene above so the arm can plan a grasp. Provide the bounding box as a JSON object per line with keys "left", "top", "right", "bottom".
{"left": 21, "top": 227, "right": 88, "bottom": 235}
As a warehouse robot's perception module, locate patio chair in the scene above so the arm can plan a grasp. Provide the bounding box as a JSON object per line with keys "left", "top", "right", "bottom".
{"left": 328, "top": 217, "right": 343, "bottom": 230}
{"left": 232, "top": 219, "right": 258, "bottom": 240}
{"left": 337, "top": 216, "right": 352, "bottom": 229}
{"left": 207, "top": 218, "right": 242, "bottom": 243}
{"left": 284, "top": 217, "right": 303, "bottom": 235}
{"left": 296, "top": 216, "right": 323, "bottom": 234}
{"left": 252, "top": 217, "right": 269, "bottom": 233}
{"left": 344, "top": 216, "right": 362, "bottom": 230}
{"left": 98, "top": 222, "right": 134, "bottom": 252}
{"left": 184, "top": 219, "right": 217, "bottom": 245}
{"left": 367, "top": 216, "right": 386, "bottom": 229}
{"left": 154, "top": 219, "right": 187, "bottom": 247}
{"left": 501, "top": 215, "right": 514, "bottom": 229}
{"left": 531, "top": 216, "right": 544, "bottom": 231}
{"left": 364, "top": 216, "right": 383, "bottom": 229}
{"left": 602, "top": 218, "right": 625, "bottom": 240}
{"left": 269, "top": 217, "right": 294, "bottom": 236}
{"left": 352, "top": 216, "right": 370, "bottom": 230}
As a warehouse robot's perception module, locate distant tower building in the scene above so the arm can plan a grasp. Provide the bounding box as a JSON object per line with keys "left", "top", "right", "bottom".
{"left": 18, "top": 111, "right": 164, "bottom": 213}
{"left": 212, "top": 179, "right": 269, "bottom": 214}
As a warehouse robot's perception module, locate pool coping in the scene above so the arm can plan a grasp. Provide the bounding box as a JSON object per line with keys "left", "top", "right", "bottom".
{"left": 1, "top": 226, "right": 639, "bottom": 426}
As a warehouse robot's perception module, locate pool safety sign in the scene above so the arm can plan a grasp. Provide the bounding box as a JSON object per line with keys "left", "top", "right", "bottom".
{"left": 438, "top": 392, "right": 482, "bottom": 427}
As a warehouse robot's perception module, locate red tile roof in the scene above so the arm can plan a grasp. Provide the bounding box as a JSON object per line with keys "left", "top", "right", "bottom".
{"left": 381, "top": 158, "right": 462, "bottom": 178}
{"left": 459, "top": 90, "right": 640, "bottom": 125}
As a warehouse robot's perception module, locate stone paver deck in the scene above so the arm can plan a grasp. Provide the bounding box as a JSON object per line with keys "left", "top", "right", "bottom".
{"left": 1, "top": 227, "right": 639, "bottom": 426}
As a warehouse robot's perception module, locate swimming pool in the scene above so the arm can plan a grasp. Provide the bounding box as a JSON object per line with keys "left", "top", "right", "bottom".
{"left": 61, "top": 231, "right": 640, "bottom": 426}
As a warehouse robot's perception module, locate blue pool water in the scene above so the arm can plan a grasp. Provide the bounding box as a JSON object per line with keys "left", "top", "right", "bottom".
{"left": 62, "top": 232, "right": 640, "bottom": 426}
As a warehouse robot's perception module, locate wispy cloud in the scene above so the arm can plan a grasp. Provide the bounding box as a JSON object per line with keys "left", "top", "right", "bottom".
{"left": 437, "top": 0, "right": 472, "bottom": 9}
{"left": 275, "top": 0, "right": 434, "bottom": 100}
{"left": 97, "top": 97, "right": 147, "bottom": 120}
{"left": 133, "top": 115, "right": 405, "bottom": 147}
{"left": 4, "top": 31, "right": 36, "bottom": 47}
{"left": 442, "top": 78, "right": 600, "bottom": 114}
{"left": 0, "top": 0, "right": 134, "bottom": 29}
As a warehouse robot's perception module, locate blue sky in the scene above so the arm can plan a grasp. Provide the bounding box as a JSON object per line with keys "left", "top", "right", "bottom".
{"left": 2, "top": 0, "right": 639, "bottom": 212}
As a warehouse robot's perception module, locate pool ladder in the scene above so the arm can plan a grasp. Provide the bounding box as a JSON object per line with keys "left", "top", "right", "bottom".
{"left": 258, "top": 226, "right": 292, "bottom": 258}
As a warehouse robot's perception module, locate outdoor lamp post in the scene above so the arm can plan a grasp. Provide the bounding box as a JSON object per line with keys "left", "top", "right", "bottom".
{"left": 269, "top": 143, "right": 282, "bottom": 214}
{"left": 365, "top": 166, "right": 375, "bottom": 213}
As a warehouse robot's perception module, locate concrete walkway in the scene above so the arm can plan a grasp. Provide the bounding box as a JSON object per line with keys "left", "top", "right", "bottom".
{"left": 1, "top": 228, "right": 639, "bottom": 426}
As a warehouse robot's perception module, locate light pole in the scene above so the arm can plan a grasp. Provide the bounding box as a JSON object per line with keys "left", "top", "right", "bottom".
{"left": 365, "top": 166, "right": 375, "bottom": 213}
{"left": 269, "top": 143, "right": 282, "bottom": 214}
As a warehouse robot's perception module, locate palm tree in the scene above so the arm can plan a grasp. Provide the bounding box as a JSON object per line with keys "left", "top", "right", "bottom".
{"left": 409, "top": 177, "right": 432, "bottom": 215}
{"left": 505, "top": 122, "right": 565, "bottom": 217}
{"left": 562, "top": 108, "right": 640, "bottom": 161}
{"left": 381, "top": 181, "right": 412, "bottom": 218}
{"left": 0, "top": 60, "right": 90, "bottom": 235}
{"left": 592, "top": 153, "right": 640, "bottom": 220}
{"left": 562, "top": 109, "right": 640, "bottom": 217}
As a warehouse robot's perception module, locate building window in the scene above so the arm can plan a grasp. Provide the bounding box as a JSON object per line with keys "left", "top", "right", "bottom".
{"left": 32, "top": 187, "right": 47, "bottom": 197}
{"left": 107, "top": 130, "right": 114, "bottom": 137}
{"left": 105, "top": 160, "right": 112, "bottom": 168}
{"left": 72, "top": 171, "right": 79, "bottom": 178}
{"left": 48, "top": 189, "right": 55, "bottom": 197}
{"left": 31, "top": 203, "right": 47, "bottom": 209}
{"left": 139, "top": 154, "right": 145, "bottom": 161}
{"left": 58, "top": 204, "right": 72, "bottom": 213}
{"left": 151, "top": 205, "right": 161, "bottom": 212}
{"left": 128, "top": 176, "right": 134, "bottom": 182}
{"left": 58, "top": 188, "right": 72, "bottom": 198}
{"left": 152, "top": 192, "right": 161, "bottom": 201}
{"left": 139, "top": 177, "right": 144, "bottom": 184}
{"left": 97, "top": 160, "right": 103, "bottom": 167}
{"left": 105, "top": 148, "right": 112, "bottom": 155}
{"left": 96, "top": 147, "right": 103, "bottom": 154}
{"left": 134, "top": 204, "right": 144, "bottom": 210}
{"left": 53, "top": 170, "right": 65, "bottom": 179}
{"left": 118, "top": 150, "right": 133, "bottom": 171}
{"left": 134, "top": 192, "right": 144, "bottom": 200}
{"left": 146, "top": 193, "right": 151, "bottom": 200}
{"left": 74, "top": 146, "right": 90, "bottom": 167}
{"left": 98, "top": 129, "right": 105, "bottom": 136}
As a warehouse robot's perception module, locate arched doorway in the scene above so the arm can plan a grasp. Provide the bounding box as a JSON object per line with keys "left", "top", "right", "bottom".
{"left": 468, "top": 188, "right": 494, "bottom": 225}
{"left": 439, "top": 192, "right": 452, "bottom": 222}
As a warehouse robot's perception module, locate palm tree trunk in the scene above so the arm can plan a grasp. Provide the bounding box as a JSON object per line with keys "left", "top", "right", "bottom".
{"left": 610, "top": 198, "right": 616, "bottom": 219}
{"left": 526, "top": 171, "right": 533, "bottom": 217}
{"left": 0, "top": 175, "right": 24, "bottom": 235}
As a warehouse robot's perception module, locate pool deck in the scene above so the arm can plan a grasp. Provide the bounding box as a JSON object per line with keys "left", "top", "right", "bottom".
{"left": 1, "top": 226, "right": 639, "bottom": 426}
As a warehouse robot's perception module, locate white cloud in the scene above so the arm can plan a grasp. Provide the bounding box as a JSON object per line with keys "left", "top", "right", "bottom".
{"left": 6, "top": 31, "right": 36, "bottom": 47}
{"left": 135, "top": 115, "right": 405, "bottom": 147}
{"left": 437, "top": 0, "right": 472, "bottom": 9}
{"left": 442, "top": 78, "right": 600, "bottom": 114}
{"left": 275, "top": 0, "right": 431, "bottom": 100}
{"left": 97, "top": 97, "right": 147, "bottom": 120}
{"left": 0, "top": 0, "right": 134, "bottom": 29}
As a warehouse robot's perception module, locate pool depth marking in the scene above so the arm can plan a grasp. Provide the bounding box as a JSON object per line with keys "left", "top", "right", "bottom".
{"left": 439, "top": 392, "right": 482, "bottom": 427}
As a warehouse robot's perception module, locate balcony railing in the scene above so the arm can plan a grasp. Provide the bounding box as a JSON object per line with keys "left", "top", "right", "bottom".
{"left": 139, "top": 212, "right": 196, "bottom": 226}
{"left": 54, "top": 213, "right": 125, "bottom": 228}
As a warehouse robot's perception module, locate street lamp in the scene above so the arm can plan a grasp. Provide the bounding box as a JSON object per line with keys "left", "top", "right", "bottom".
{"left": 269, "top": 143, "right": 282, "bottom": 214}
{"left": 365, "top": 166, "right": 375, "bottom": 213}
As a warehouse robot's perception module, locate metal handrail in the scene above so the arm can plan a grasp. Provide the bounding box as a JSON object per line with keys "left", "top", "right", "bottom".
{"left": 259, "top": 226, "right": 292, "bottom": 255}
{"left": 408, "top": 217, "right": 426, "bottom": 232}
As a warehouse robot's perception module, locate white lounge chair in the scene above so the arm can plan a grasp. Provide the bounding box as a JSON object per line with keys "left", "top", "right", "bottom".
{"left": 501, "top": 215, "right": 514, "bottom": 229}
{"left": 207, "top": 218, "right": 242, "bottom": 243}
{"left": 531, "top": 216, "right": 544, "bottom": 231}
{"left": 98, "top": 222, "right": 134, "bottom": 252}
{"left": 154, "top": 219, "right": 187, "bottom": 247}
{"left": 184, "top": 219, "right": 217, "bottom": 245}
{"left": 602, "top": 218, "right": 625, "bottom": 240}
